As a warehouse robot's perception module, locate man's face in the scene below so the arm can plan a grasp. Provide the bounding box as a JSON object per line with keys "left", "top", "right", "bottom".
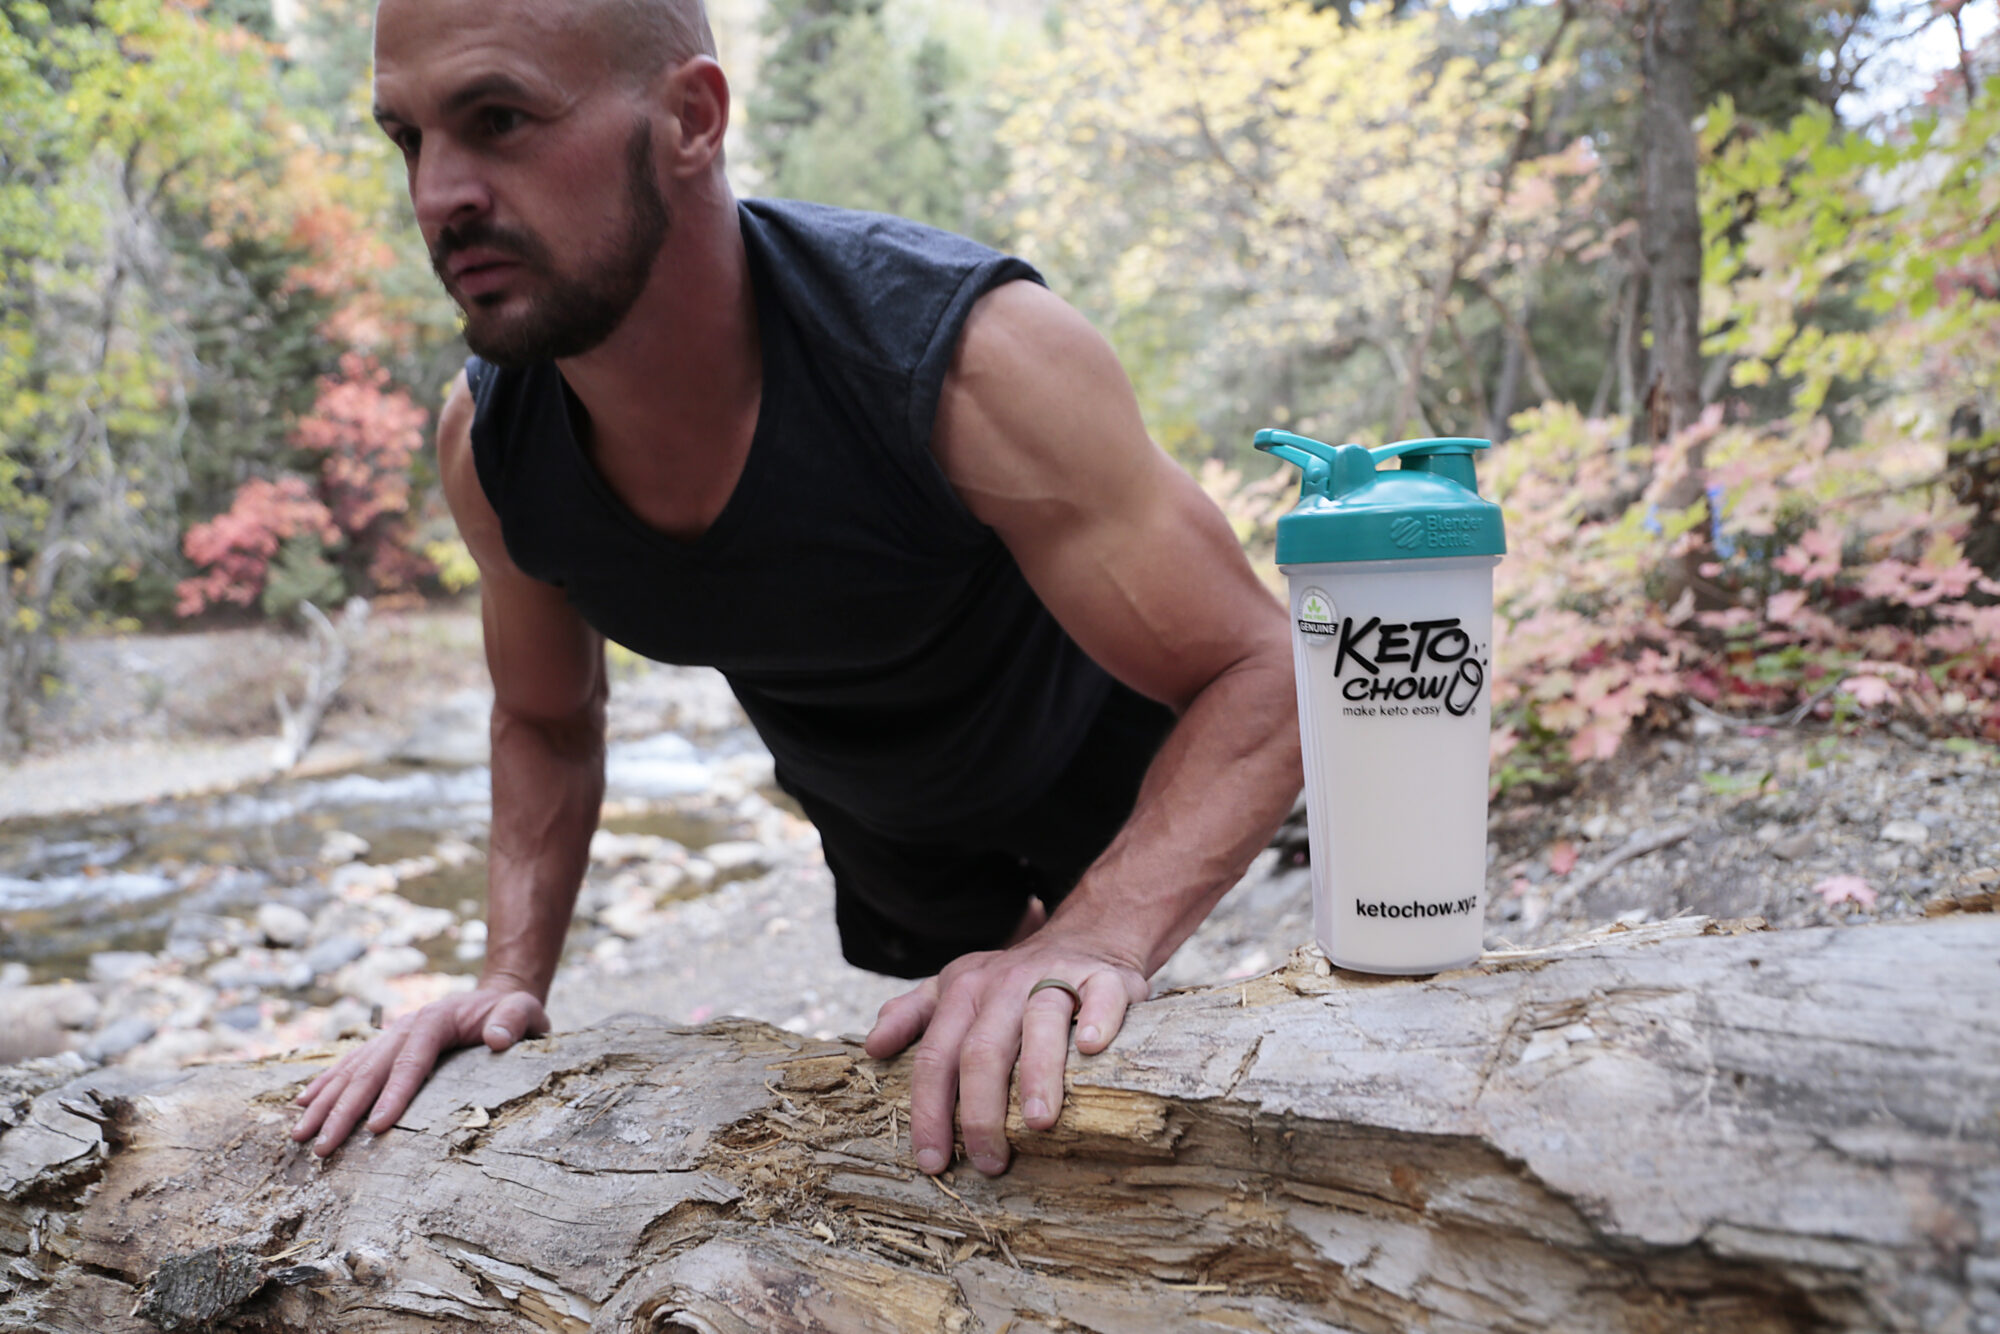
{"left": 372, "top": 0, "right": 670, "bottom": 367}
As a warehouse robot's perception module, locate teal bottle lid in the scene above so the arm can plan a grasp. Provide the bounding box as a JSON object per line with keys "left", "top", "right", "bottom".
{"left": 1253, "top": 430, "right": 1507, "bottom": 566}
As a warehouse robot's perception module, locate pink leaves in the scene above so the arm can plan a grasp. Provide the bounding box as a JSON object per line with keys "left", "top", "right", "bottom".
{"left": 1841, "top": 674, "right": 1899, "bottom": 709}
{"left": 175, "top": 477, "right": 337, "bottom": 617}
{"left": 176, "top": 355, "right": 434, "bottom": 617}
{"left": 1772, "top": 524, "right": 1842, "bottom": 583}
{"left": 1812, "top": 875, "right": 1878, "bottom": 909}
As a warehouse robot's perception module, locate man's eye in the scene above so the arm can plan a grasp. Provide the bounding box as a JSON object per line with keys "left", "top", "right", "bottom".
{"left": 392, "top": 129, "right": 420, "bottom": 156}
{"left": 480, "top": 108, "right": 524, "bottom": 137}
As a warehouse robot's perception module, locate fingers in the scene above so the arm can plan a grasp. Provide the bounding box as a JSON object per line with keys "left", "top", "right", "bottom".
{"left": 1074, "top": 970, "right": 1145, "bottom": 1054}
{"left": 1015, "top": 983, "right": 1079, "bottom": 1132}
{"left": 365, "top": 1019, "right": 452, "bottom": 1135}
{"left": 483, "top": 992, "right": 549, "bottom": 1050}
{"left": 864, "top": 976, "right": 940, "bottom": 1061}
{"left": 905, "top": 984, "right": 977, "bottom": 1177}
{"left": 286, "top": 988, "right": 550, "bottom": 1156}
{"left": 296, "top": 1029, "right": 407, "bottom": 1155}
{"left": 953, "top": 986, "right": 1030, "bottom": 1176}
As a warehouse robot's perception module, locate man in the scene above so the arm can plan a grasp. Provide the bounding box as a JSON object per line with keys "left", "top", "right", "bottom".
{"left": 291, "top": 0, "right": 1300, "bottom": 1179}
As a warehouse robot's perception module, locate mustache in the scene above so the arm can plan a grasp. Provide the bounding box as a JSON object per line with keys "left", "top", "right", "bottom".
{"left": 429, "top": 220, "right": 551, "bottom": 276}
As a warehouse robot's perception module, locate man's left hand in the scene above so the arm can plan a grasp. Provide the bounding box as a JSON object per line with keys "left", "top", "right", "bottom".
{"left": 864, "top": 928, "right": 1149, "bottom": 1177}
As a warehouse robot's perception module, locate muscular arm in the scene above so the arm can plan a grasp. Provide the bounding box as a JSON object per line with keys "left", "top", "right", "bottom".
{"left": 867, "top": 282, "right": 1301, "bottom": 1176}
{"left": 291, "top": 373, "right": 606, "bottom": 1155}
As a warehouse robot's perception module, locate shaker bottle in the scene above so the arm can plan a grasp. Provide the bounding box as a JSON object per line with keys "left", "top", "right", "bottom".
{"left": 1254, "top": 430, "right": 1506, "bottom": 974}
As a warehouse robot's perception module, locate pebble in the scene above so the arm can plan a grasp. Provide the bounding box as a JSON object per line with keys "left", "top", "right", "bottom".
{"left": 701, "top": 841, "right": 769, "bottom": 873}
{"left": 216, "top": 1002, "right": 264, "bottom": 1031}
{"left": 207, "top": 950, "right": 314, "bottom": 994}
{"left": 333, "top": 946, "right": 430, "bottom": 996}
{"left": 304, "top": 935, "right": 369, "bottom": 975}
{"left": 373, "top": 903, "right": 456, "bottom": 948}
{"left": 329, "top": 863, "right": 397, "bottom": 897}
{"left": 318, "top": 831, "right": 371, "bottom": 866}
{"left": 1881, "top": 819, "right": 1931, "bottom": 846}
{"left": 164, "top": 913, "right": 249, "bottom": 961}
{"left": 589, "top": 831, "right": 687, "bottom": 865}
{"left": 84, "top": 1016, "right": 158, "bottom": 1061}
{"left": 257, "top": 903, "right": 313, "bottom": 948}
{"left": 1771, "top": 831, "right": 1819, "bottom": 861}
{"left": 87, "top": 951, "right": 158, "bottom": 987}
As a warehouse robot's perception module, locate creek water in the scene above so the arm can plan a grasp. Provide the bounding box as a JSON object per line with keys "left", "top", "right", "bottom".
{"left": 0, "top": 729, "right": 765, "bottom": 985}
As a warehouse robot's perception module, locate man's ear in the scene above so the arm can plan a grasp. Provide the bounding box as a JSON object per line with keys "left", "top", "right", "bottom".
{"left": 662, "top": 56, "right": 728, "bottom": 176}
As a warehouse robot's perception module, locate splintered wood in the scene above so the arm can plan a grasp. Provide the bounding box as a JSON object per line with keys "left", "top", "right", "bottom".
{"left": 2, "top": 916, "right": 1996, "bottom": 1333}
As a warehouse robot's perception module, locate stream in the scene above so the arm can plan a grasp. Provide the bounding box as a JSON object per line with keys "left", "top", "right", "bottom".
{"left": 0, "top": 728, "right": 775, "bottom": 987}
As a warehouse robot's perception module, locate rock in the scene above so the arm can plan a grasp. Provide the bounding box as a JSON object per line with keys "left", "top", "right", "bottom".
{"left": 332, "top": 946, "right": 431, "bottom": 1002}
{"left": 702, "top": 841, "right": 769, "bottom": 874}
{"left": 0, "top": 962, "right": 27, "bottom": 988}
{"left": 124, "top": 1028, "right": 217, "bottom": 1068}
{"left": 318, "top": 831, "right": 372, "bottom": 866}
{"left": 1882, "top": 819, "right": 1931, "bottom": 846}
{"left": 163, "top": 913, "right": 249, "bottom": 962}
{"left": 206, "top": 950, "right": 314, "bottom": 994}
{"left": 216, "top": 1001, "right": 265, "bottom": 1031}
{"left": 257, "top": 903, "right": 313, "bottom": 948}
{"left": 392, "top": 688, "right": 493, "bottom": 767}
{"left": 87, "top": 951, "right": 158, "bottom": 987}
{"left": 372, "top": 901, "right": 456, "bottom": 948}
{"left": 45, "top": 984, "right": 101, "bottom": 1031}
{"left": 304, "top": 935, "right": 369, "bottom": 976}
{"left": 328, "top": 863, "right": 398, "bottom": 897}
{"left": 1771, "top": 830, "right": 1819, "bottom": 861}
{"left": 84, "top": 1015, "right": 159, "bottom": 1062}
{"left": 0, "top": 987, "right": 74, "bottom": 1065}
{"left": 433, "top": 837, "right": 482, "bottom": 868}
{"left": 589, "top": 831, "right": 686, "bottom": 865}
{"left": 599, "top": 893, "right": 662, "bottom": 940}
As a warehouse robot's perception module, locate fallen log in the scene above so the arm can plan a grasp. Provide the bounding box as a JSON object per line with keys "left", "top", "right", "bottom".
{"left": 1, "top": 915, "right": 1996, "bottom": 1334}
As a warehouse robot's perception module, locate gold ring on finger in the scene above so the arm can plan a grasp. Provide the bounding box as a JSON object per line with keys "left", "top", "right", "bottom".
{"left": 1028, "top": 977, "right": 1083, "bottom": 1011}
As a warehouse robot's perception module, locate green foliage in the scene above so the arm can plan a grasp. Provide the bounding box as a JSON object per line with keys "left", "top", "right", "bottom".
{"left": 748, "top": 0, "right": 1021, "bottom": 243}
{"left": 260, "top": 533, "right": 345, "bottom": 620}
{"left": 993, "top": 0, "right": 1592, "bottom": 458}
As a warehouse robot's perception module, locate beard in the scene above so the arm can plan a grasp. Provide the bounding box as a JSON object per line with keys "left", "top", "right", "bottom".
{"left": 431, "top": 119, "right": 670, "bottom": 368}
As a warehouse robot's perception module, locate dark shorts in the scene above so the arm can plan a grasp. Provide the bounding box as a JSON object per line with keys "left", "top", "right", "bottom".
{"left": 779, "top": 683, "right": 1177, "bottom": 978}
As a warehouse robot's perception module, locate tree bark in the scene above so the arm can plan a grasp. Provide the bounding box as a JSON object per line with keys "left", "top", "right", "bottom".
{"left": 3, "top": 915, "right": 1997, "bottom": 1334}
{"left": 1640, "top": 0, "right": 1705, "bottom": 456}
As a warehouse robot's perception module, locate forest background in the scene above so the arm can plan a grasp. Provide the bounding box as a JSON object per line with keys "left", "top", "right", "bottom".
{"left": 2, "top": 0, "right": 1997, "bottom": 794}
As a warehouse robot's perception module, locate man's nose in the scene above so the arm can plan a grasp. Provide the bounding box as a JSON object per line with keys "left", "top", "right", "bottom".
{"left": 411, "top": 140, "right": 491, "bottom": 238}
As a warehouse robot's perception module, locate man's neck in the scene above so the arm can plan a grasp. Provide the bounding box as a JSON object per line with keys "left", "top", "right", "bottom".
{"left": 554, "top": 186, "right": 759, "bottom": 470}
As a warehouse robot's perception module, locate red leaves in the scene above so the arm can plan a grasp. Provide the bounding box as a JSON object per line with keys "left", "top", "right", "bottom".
{"left": 176, "top": 478, "right": 336, "bottom": 616}
{"left": 177, "top": 355, "right": 432, "bottom": 617}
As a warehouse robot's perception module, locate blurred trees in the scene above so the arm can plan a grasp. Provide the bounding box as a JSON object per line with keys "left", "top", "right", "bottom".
{"left": 2, "top": 0, "right": 1993, "bottom": 771}
{"left": 747, "top": 0, "right": 1018, "bottom": 239}
{"left": 0, "top": 0, "right": 458, "bottom": 756}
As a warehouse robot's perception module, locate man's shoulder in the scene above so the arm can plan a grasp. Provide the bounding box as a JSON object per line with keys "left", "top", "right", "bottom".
{"left": 739, "top": 197, "right": 1043, "bottom": 380}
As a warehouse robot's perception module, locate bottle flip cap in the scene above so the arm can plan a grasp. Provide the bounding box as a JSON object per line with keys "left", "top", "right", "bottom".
{"left": 1253, "top": 429, "right": 1506, "bottom": 566}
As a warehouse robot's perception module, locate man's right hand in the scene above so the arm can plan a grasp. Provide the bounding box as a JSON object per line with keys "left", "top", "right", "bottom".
{"left": 289, "top": 986, "right": 548, "bottom": 1156}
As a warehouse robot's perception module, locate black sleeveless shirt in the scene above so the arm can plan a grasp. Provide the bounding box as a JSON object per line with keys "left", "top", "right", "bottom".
{"left": 465, "top": 198, "right": 1116, "bottom": 838}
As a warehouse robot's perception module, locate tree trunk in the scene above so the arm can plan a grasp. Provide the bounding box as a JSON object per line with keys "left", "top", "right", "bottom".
{"left": 1641, "top": 0, "right": 1704, "bottom": 455}
{"left": 3, "top": 915, "right": 1997, "bottom": 1334}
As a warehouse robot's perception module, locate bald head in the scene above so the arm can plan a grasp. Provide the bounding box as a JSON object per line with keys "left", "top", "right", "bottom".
{"left": 592, "top": 0, "right": 717, "bottom": 83}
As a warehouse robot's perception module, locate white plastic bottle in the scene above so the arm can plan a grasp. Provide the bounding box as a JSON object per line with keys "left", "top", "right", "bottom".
{"left": 1256, "top": 432, "right": 1506, "bottom": 974}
